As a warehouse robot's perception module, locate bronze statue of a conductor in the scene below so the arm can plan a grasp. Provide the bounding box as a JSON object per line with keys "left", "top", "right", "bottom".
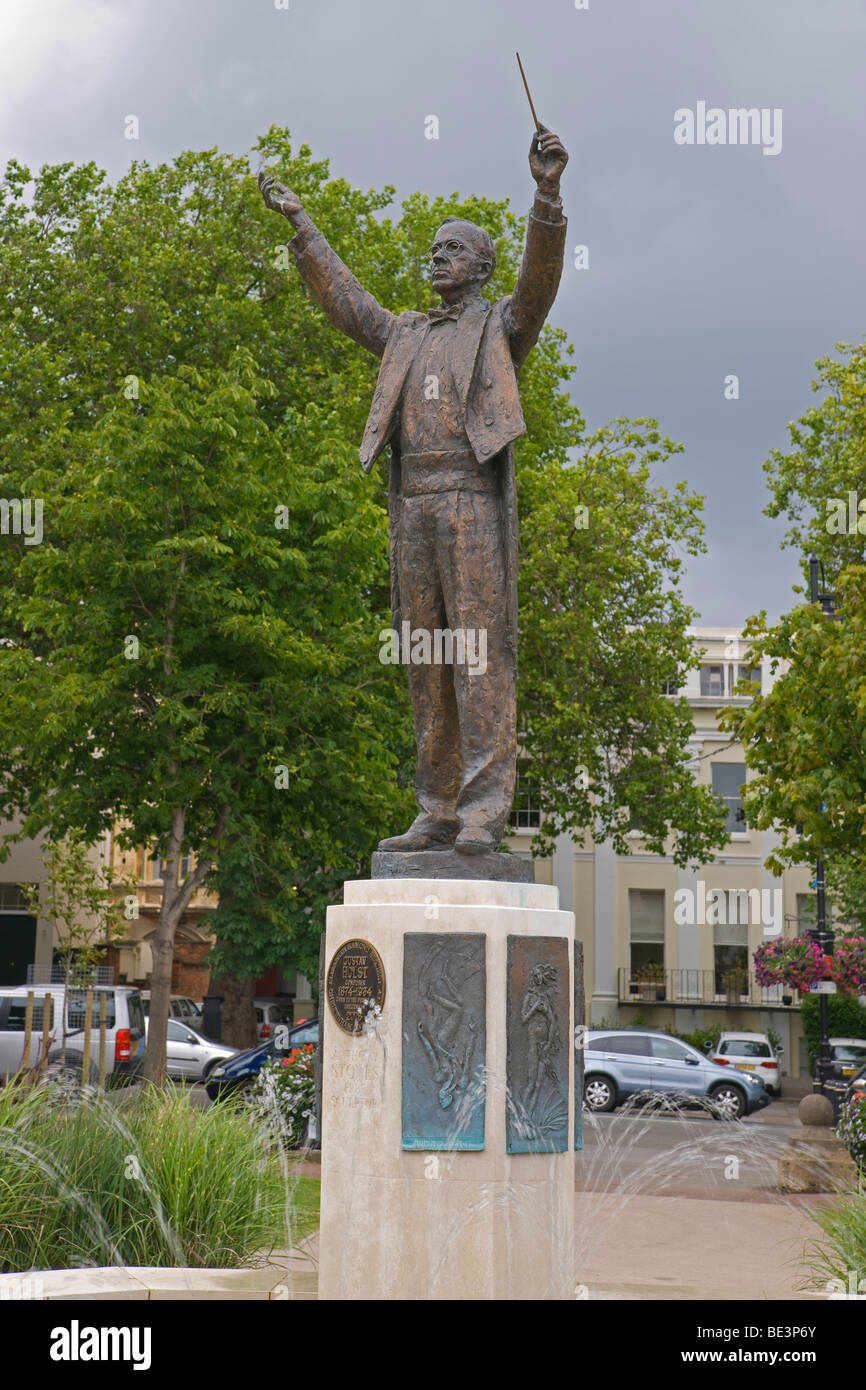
{"left": 260, "top": 124, "right": 567, "bottom": 857}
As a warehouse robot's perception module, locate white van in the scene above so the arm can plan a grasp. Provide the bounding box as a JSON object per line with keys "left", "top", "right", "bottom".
{"left": 0, "top": 984, "right": 146, "bottom": 1084}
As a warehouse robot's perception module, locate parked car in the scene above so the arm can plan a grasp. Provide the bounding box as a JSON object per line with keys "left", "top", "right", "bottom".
{"left": 583, "top": 1028, "right": 770, "bottom": 1120}
{"left": 140, "top": 992, "right": 203, "bottom": 1030}
{"left": 143, "top": 1016, "right": 237, "bottom": 1082}
{"left": 254, "top": 997, "right": 296, "bottom": 1041}
{"left": 820, "top": 1038, "right": 866, "bottom": 1086}
{"left": 845, "top": 1064, "right": 866, "bottom": 1104}
{"left": 206, "top": 1017, "right": 319, "bottom": 1101}
{"left": 708, "top": 1031, "right": 783, "bottom": 1097}
{"left": 0, "top": 984, "right": 146, "bottom": 1084}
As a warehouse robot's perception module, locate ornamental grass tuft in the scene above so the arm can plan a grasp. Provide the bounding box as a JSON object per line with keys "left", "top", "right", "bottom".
{"left": 0, "top": 1079, "right": 314, "bottom": 1272}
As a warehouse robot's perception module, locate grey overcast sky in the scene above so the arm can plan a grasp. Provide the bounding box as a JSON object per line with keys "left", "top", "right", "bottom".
{"left": 2, "top": 0, "right": 864, "bottom": 625}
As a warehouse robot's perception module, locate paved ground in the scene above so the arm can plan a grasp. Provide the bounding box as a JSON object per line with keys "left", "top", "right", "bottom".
{"left": 202, "top": 1074, "right": 843, "bottom": 1301}
{"left": 573, "top": 1191, "right": 832, "bottom": 1301}
{"left": 291, "top": 1085, "right": 844, "bottom": 1301}
{"left": 578, "top": 1103, "right": 802, "bottom": 1194}
{"left": 571, "top": 1085, "right": 842, "bottom": 1299}
{"left": 283, "top": 1187, "right": 833, "bottom": 1303}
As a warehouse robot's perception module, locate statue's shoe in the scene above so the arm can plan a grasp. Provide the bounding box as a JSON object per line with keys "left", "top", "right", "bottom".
{"left": 378, "top": 817, "right": 459, "bottom": 853}
{"left": 454, "top": 826, "right": 498, "bottom": 856}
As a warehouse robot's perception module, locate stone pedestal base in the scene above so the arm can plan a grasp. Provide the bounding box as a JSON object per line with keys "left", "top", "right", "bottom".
{"left": 371, "top": 849, "right": 533, "bottom": 882}
{"left": 777, "top": 1129, "right": 859, "bottom": 1193}
{"left": 318, "top": 878, "right": 576, "bottom": 1300}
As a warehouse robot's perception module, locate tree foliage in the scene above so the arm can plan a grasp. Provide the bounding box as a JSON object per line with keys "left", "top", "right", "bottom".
{"left": 724, "top": 343, "right": 866, "bottom": 918}
{"left": 0, "top": 130, "right": 729, "bottom": 1070}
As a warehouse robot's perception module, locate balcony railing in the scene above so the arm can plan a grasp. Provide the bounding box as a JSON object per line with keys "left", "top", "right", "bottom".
{"left": 618, "top": 968, "right": 801, "bottom": 1009}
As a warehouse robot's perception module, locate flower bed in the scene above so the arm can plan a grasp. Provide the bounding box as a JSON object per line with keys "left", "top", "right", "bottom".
{"left": 246, "top": 1043, "right": 316, "bottom": 1149}
{"left": 837, "top": 1091, "right": 866, "bottom": 1172}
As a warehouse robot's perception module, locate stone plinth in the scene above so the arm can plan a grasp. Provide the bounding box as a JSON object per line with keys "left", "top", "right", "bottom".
{"left": 318, "top": 878, "right": 576, "bottom": 1300}
{"left": 777, "top": 1129, "right": 859, "bottom": 1194}
{"left": 371, "top": 849, "right": 533, "bottom": 882}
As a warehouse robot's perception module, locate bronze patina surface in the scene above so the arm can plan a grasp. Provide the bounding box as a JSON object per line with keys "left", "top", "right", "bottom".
{"left": 506, "top": 934, "right": 570, "bottom": 1153}
{"left": 402, "top": 932, "right": 486, "bottom": 1150}
{"left": 326, "top": 938, "right": 386, "bottom": 1036}
{"left": 260, "top": 126, "right": 567, "bottom": 856}
{"left": 371, "top": 847, "right": 533, "bottom": 882}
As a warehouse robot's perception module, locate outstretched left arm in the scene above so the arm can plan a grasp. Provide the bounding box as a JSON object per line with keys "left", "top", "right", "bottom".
{"left": 507, "top": 127, "right": 569, "bottom": 370}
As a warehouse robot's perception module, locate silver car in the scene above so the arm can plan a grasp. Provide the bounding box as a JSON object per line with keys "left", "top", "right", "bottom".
{"left": 144, "top": 1017, "right": 237, "bottom": 1081}
{"left": 140, "top": 992, "right": 203, "bottom": 1030}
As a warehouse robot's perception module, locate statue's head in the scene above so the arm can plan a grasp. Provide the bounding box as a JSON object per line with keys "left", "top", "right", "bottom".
{"left": 430, "top": 218, "right": 496, "bottom": 296}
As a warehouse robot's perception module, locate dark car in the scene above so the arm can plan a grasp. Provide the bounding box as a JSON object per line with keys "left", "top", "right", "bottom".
{"left": 845, "top": 1064, "right": 866, "bottom": 1105}
{"left": 205, "top": 1017, "right": 318, "bottom": 1101}
{"left": 819, "top": 1038, "right": 866, "bottom": 1087}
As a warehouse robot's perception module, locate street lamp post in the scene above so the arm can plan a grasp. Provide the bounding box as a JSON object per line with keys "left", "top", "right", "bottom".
{"left": 808, "top": 555, "right": 838, "bottom": 1097}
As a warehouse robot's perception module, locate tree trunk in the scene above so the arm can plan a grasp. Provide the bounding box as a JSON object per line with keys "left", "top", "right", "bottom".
{"left": 141, "top": 807, "right": 199, "bottom": 1083}
{"left": 141, "top": 903, "right": 178, "bottom": 1083}
{"left": 211, "top": 970, "right": 257, "bottom": 1050}
{"left": 139, "top": 801, "right": 228, "bottom": 1084}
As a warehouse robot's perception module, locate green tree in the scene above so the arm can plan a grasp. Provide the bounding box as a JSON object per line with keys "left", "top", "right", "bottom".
{"left": 0, "top": 132, "right": 729, "bottom": 1078}
{"left": 517, "top": 417, "right": 727, "bottom": 860}
{"left": 0, "top": 135, "right": 413, "bottom": 1077}
{"left": 763, "top": 341, "right": 866, "bottom": 575}
{"left": 724, "top": 342, "right": 866, "bottom": 912}
{"left": 722, "top": 570, "right": 866, "bottom": 893}
{"left": 800, "top": 992, "right": 866, "bottom": 1067}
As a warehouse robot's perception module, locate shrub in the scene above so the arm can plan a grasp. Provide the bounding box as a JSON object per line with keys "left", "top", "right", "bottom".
{"left": 677, "top": 1023, "right": 722, "bottom": 1054}
{"left": 837, "top": 1093, "right": 866, "bottom": 1172}
{"left": 0, "top": 1080, "right": 298, "bottom": 1271}
{"left": 805, "top": 1183, "right": 866, "bottom": 1295}
{"left": 800, "top": 993, "right": 866, "bottom": 1067}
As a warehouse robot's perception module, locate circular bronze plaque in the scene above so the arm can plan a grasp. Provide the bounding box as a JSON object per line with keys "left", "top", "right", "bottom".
{"left": 326, "top": 938, "right": 386, "bottom": 1036}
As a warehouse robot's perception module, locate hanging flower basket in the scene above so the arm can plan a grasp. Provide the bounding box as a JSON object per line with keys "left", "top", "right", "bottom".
{"left": 832, "top": 938, "right": 866, "bottom": 993}
{"left": 753, "top": 936, "right": 866, "bottom": 993}
{"left": 753, "top": 938, "right": 827, "bottom": 991}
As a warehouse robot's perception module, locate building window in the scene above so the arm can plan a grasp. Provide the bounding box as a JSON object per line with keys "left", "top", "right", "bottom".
{"left": 736, "top": 663, "right": 761, "bottom": 693}
{"left": 629, "top": 888, "right": 665, "bottom": 975}
{"left": 0, "top": 884, "right": 31, "bottom": 912}
{"left": 509, "top": 762, "right": 540, "bottom": 830}
{"left": 713, "top": 917, "right": 749, "bottom": 996}
{"left": 796, "top": 892, "right": 816, "bottom": 936}
{"left": 700, "top": 664, "right": 726, "bottom": 697}
{"left": 712, "top": 763, "right": 747, "bottom": 833}
{"left": 151, "top": 856, "right": 189, "bottom": 883}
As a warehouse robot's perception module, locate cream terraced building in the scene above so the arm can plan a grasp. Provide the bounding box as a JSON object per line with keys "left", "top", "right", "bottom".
{"left": 505, "top": 627, "right": 815, "bottom": 1079}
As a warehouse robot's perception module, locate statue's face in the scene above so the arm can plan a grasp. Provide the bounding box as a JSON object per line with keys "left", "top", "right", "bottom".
{"left": 430, "top": 223, "right": 490, "bottom": 294}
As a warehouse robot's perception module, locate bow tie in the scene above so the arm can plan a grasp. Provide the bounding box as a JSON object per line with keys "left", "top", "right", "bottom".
{"left": 427, "top": 303, "right": 462, "bottom": 324}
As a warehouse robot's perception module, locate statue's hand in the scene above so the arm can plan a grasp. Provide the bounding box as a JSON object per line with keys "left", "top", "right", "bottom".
{"left": 529, "top": 125, "right": 568, "bottom": 198}
{"left": 258, "top": 171, "right": 304, "bottom": 220}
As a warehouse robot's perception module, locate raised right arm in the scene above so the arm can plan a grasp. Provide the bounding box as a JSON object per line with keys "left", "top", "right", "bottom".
{"left": 259, "top": 173, "right": 394, "bottom": 359}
